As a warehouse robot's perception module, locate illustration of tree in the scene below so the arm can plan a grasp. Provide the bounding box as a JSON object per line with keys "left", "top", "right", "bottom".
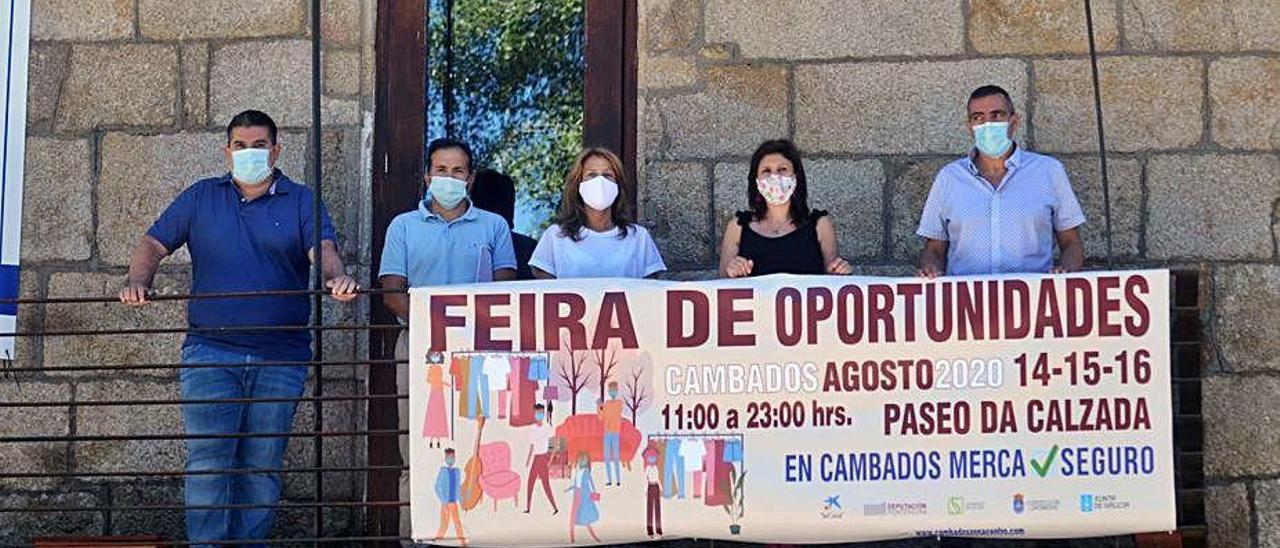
{"left": 622, "top": 352, "right": 654, "bottom": 425}
{"left": 555, "top": 340, "right": 594, "bottom": 415}
{"left": 593, "top": 345, "right": 619, "bottom": 399}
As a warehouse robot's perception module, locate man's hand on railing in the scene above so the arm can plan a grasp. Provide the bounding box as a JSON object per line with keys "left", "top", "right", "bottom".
{"left": 119, "top": 282, "right": 151, "bottom": 307}
{"left": 326, "top": 274, "right": 360, "bottom": 303}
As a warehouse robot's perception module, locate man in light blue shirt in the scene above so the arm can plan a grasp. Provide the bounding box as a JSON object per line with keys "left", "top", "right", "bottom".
{"left": 378, "top": 137, "right": 515, "bottom": 536}
{"left": 917, "top": 85, "right": 1086, "bottom": 277}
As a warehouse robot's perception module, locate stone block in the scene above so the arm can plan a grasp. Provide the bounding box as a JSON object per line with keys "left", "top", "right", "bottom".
{"left": 705, "top": 0, "right": 963, "bottom": 59}
{"left": 711, "top": 161, "right": 749, "bottom": 250}
{"left": 1205, "top": 482, "right": 1252, "bottom": 548}
{"left": 43, "top": 272, "right": 187, "bottom": 377}
{"left": 1123, "top": 0, "right": 1280, "bottom": 52}
{"left": 182, "top": 43, "right": 210, "bottom": 129}
{"left": 1210, "top": 56, "right": 1280, "bottom": 150}
{"left": 15, "top": 270, "right": 42, "bottom": 372}
{"left": 211, "top": 40, "right": 360, "bottom": 128}
{"left": 109, "top": 480, "right": 184, "bottom": 539}
{"left": 323, "top": 48, "right": 362, "bottom": 97}
{"left": 97, "top": 131, "right": 308, "bottom": 266}
{"left": 31, "top": 0, "right": 132, "bottom": 41}
{"left": 75, "top": 379, "right": 184, "bottom": 475}
{"left": 658, "top": 64, "right": 788, "bottom": 159}
{"left": 55, "top": 45, "right": 178, "bottom": 133}
{"left": 1261, "top": 479, "right": 1280, "bottom": 548}
{"left": 22, "top": 137, "right": 92, "bottom": 262}
{"left": 320, "top": 0, "right": 364, "bottom": 47}
{"left": 795, "top": 59, "right": 1027, "bottom": 155}
{"left": 0, "top": 492, "right": 102, "bottom": 541}
{"left": 806, "top": 159, "right": 884, "bottom": 260}
{"left": 1060, "top": 157, "right": 1142, "bottom": 260}
{"left": 284, "top": 378, "right": 362, "bottom": 500}
{"left": 139, "top": 0, "right": 306, "bottom": 40}
{"left": 319, "top": 127, "right": 363, "bottom": 249}
{"left": 1213, "top": 265, "right": 1280, "bottom": 372}
{"left": 1147, "top": 154, "right": 1278, "bottom": 259}
{"left": 1033, "top": 56, "right": 1202, "bottom": 153}
{"left": 1204, "top": 375, "right": 1280, "bottom": 477}
{"left": 26, "top": 44, "right": 68, "bottom": 129}
{"left": 888, "top": 158, "right": 952, "bottom": 262}
{"left": 970, "top": 0, "right": 1119, "bottom": 54}
{"left": 639, "top": 162, "right": 711, "bottom": 268}
{"left": 638, "top": 53, "right": 699, "bottom": 91}
{"left": 644, "top": 0, "right": 699, "bottom": 52}
{"left": 0, "top": 382, "right": 71, "bottom": 490}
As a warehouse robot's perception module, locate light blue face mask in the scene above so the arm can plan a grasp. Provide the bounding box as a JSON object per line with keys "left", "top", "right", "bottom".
{"left": 427, "top": 176, "right": 469, "bottom": 209}
{"left": 231, "top": 148, "right": 272, "bottom": 185}
{"left": 972, "top": 122, "right": 1013, "bottom": 158}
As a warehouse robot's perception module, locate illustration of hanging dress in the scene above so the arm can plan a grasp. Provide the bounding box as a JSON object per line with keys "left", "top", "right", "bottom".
{"left": 423, "top": 363, "right": 450, "bottom": 439}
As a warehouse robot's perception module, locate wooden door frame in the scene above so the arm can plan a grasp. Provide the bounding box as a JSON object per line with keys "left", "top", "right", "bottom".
{"left": 368, "top": 0, "right": 637, "bottom": 539}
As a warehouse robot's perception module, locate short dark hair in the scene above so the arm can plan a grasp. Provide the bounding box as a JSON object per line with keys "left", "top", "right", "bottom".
{"left": 427, "top": 137, "right": 474, "bottom": 172}
{"left": 746, "top": 139, "right": 811, "bottom": 223}
{"left": 444, "top": 448, "right": 456, "bottom": 455}
{"left": 226, "top": 110, "right": 278, "bottom": 144}
{"left": 968, "top": 85, "right": 1014, "bottom": 113}
{"left": 471, "top": 169, "right": 516, "bottom": 228}
{"left": 534, "top": 403, "right": 545, "bottom": 411}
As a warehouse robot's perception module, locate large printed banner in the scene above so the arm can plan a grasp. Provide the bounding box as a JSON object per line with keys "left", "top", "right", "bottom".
{"left": 0, "top": 0, "right": 30, "bottom": 359}
{"left": 409, "top": 271, "right": 1174, "bottom": 546}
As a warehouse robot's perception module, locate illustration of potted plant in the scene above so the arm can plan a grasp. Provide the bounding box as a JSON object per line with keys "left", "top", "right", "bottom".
{"left": 722, "top": 469, "right": 746, "bottom": 535}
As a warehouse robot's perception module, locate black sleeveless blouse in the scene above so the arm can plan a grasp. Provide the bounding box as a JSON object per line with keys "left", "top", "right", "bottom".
{"left": 735, "top": 210, "right": 827, "bottom": 276}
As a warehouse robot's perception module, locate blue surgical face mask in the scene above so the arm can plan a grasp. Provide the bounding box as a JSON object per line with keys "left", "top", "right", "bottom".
{"left": 427, "top": 176, "right": 469, "bottom": 209}
{"left": 231, "top": 148, "right": 272, "bottom": 185}
{"left": 973, "top": 122, "right": 1013, "bottom": 158}
{"left": 445, "top": 456, "right": 456, "bottom": 466}
{"left": 608, "top": 390, "right": 618, "bottom": 399}
{"left": 535, "top": 412, "right": 546, "bottom": 422}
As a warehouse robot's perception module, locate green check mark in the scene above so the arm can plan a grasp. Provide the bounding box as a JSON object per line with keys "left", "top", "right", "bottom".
{"left": 1030, "top": 445, "right": 1060, "bottom": 478}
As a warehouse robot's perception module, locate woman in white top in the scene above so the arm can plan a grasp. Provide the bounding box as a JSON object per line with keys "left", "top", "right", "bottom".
{"left": 530, "top": 148, "right": 667, "bottom": 279}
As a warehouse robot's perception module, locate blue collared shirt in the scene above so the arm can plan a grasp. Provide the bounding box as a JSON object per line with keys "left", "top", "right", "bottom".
{"left": 916, "top": 146, "right": 1086, "bottom": 275}
{"left": 378, "top": 199, "right": 516, "bottom": 291}
{"left": 147, "top": 170, "right": 336, "bottom": 360}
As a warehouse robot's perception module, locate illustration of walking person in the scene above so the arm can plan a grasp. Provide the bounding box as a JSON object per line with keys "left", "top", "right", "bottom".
{"left": 423, "top": 357, "right": 451, "bottom": 448}
{"left": 433, "top": 448, "right": 466, "bottom": 546}
{"left": 643, "top": 446, "right": 663, "bottom": 538}
{"left": 566, "top": 453, "right": 602, "bottom": 543}
{"left": 524, "top": 403, "right": 560, "bottom": 514}
{"left": 599, "top": 382, "right": 624, "bottom": 486}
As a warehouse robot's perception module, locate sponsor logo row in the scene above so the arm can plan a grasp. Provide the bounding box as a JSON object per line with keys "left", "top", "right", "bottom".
{"left": 817, "top": 492, "right": 1135, "bottom": 520}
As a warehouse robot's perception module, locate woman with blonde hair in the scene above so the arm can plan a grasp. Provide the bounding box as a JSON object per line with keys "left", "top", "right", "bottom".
{"left": 530, "top": 148, "right": 666, "bottom": 279}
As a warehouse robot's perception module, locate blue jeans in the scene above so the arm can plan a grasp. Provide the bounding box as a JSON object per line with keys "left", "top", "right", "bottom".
{"left": 180, "top": 344, "right": 308, "bottom": 548}
{"left": 603, "top": 432, "right": 621, "bottom": 484}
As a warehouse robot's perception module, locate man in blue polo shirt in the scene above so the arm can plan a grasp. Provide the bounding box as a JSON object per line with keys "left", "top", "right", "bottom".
{"left": 917, "top": 85, "right": 1086, "bottom": 277}
{"left": 379, "top": 137, "right": 516, "bottom": 536}
{"left": 118, "top": 110, "right": 359, "bottom": 547}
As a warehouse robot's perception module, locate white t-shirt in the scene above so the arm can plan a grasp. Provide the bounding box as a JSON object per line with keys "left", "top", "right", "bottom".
{"left": 482, "top": 356, "right": 511, "bottom": 390}
{"left": 529, "top": 421, "right": 554, "bottom": 455}
{"left": 529, "top": 224, "right": 667, "bottom": 279}
{"left": 681, "top": 438, "right": 707, "bottom": 468}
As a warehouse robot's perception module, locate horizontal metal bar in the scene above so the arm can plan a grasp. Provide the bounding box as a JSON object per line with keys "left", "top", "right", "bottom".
{"left": 0, "top": 393, "right": 408, "bottom": 409}
{"left": 0, "top": 499, "right": 409, "bottom": 513}
{"left": 0, "top": 358, "right": 405, "bottom": 374}
{"left": 0, "top": 429, "right": 407, "bottom": 444}
{"left": 0, "top": 287, "right": 407, "bottom": 306}
{"left": 0, "top": 465, "right": 408, "bottom": 479}
{"left": 0, "top": 323, "right": 400, "bottom": 338}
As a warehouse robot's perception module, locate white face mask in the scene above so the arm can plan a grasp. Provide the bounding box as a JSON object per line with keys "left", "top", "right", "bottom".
{"left": 231, "top": 148, "right": 272, "bottom": 185}
{"left": 579, "top": 175, "right": 619, "bottom": 211}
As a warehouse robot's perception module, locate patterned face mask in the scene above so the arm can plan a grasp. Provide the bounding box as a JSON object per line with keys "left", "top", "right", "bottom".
{"left": 756, "top": 174, "right": 797, "bottom": 205}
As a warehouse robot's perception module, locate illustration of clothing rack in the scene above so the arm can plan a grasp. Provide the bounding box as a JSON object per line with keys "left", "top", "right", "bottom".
{"left": 645, "top": 432, "right": 745, "bottom": 505}
{"left": 446, "top": 350, "right": 554, "bottom": 435}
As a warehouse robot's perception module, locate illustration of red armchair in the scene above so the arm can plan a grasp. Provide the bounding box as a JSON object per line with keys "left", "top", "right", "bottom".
{"left": 554, "top": 414, "right": 641, "bottom": 464}
{"left": 478, "top": 441, "right": 521, "bottom": 511}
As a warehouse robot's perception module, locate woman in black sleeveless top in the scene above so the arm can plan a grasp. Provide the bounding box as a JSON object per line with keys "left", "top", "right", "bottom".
{"left": 718, "top": 139, "right": 853, "bottom": 278}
